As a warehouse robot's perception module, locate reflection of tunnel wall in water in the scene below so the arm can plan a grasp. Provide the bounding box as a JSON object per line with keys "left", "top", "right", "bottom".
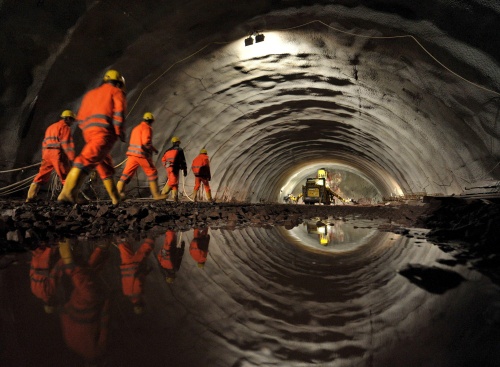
{"left": 1, "top": 2, "right": 499, "bottom": 202}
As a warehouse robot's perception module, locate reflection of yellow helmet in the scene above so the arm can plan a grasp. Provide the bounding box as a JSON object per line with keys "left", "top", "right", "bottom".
{"left": 44, "top": 305, "right": 55, "bottom": 314}
{"left": 171, "top": 136, "right": 180, "bottom": 144}
{"left": 200, "top": 148, "right": 207, "bottom": 154}
{"left": 143, "top": 112, "right": 154, "bottom": 121}
{"left": 166, "top": 275, "right": 175, "bottom": 284}
{"left": 61, "top": 110, "right": 75, "bottom": 119}
{"left": 197, "top": 262, "right": 205, "bottom": 269}
{"left": 133, "top": 305, "right": 145, "bottom": 315}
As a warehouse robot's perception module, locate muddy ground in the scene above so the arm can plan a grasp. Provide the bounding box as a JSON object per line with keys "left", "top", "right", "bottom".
{"left": 1, "top": 196, "right": 499, "bottom": 284}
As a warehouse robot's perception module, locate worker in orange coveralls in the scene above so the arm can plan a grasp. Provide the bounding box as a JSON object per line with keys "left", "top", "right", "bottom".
{"left": 26, "top": 110, "right": 76, "bottom": 202}
{"left": 116, "top": 112, "right": 166, "bottom": 200}
{"left": 118, "top": 237, "right": 154, "bottom": 314}
{"left": 29, "top": 242, "right": 63, "bottom": 313}
{"left": 157, "top": 230, "right": 185, "bottom": 284}
{"left": 191, "top": 148, "right": 214, "bottom": 202}
{"left": 58, "top": 238, "right": 110, "bottom": 365}
{"left": 189, "top": 228, "right": 210, "bottom": 269}
{"left": 58, "top": 69, "right": 127, "bottom": 205}
{"left": 160, "top": 136, "right": 187, "bottom": 202}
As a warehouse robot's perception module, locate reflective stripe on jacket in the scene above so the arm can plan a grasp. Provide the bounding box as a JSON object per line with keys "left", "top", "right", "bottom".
{"left": 191, "top": 153, "right": 211, "bottom": 178}
{"left": 126, "top": 121, "right": 154, "bottom": 158}
{"left": 77, "top": 83, "right": 126, "bottom": 136}
{"left": 42, "top": 119, "right": 75, "bottom": 161}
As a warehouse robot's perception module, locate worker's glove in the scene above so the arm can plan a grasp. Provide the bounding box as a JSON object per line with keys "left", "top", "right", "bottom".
{"left": 119, "top": 131, "right": 126, "bottom": 142}
{"left": 183, "top": 170, "right": 187, "bottom": 177}
{"left": 208, "top": 176, "right": 211, "bottom": 182}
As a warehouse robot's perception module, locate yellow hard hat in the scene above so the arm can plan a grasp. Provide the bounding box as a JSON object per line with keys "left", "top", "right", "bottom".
{"left": 171, "top": 136, "right": 180, "bottom": 144}
{"left": 200, "top": 148, "right": 208, "bottom": 154}
{"left": 61, "top": 110, "right": 75, "bottom": 119}
{"left": 103, "top": 69, "right": 122, "bottom": 83}
{"left": 143, "top": 112, "right": 154, "bottom": 121}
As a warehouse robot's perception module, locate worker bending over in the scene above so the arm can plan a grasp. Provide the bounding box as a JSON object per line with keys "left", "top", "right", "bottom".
{"left": 26, "top": 110, "right": 76, "bottom": 202}
{"left": 117, "top": 112, "right": 166, "bottom": 200}
{"left": 161, "top": 136, "right": 187, "bottom": 202}
{"left": 58, "top": 69, "right": 126, "bottom": 205}
{"left": 191, "top": 148, "right": 213, "bottom": 202}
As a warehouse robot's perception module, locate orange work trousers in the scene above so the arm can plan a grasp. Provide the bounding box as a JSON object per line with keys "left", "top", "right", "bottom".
{"left": 34, "top": 149, "right": 71, "bottom": 184}
{"left": 119, "top": 156, "right": 158, "bottom": 183}
{"left": 193, "top": 176, "right": 210, "bottom": 192}
{"left": 73, "top": 129, "right": 117, "bottom": 179}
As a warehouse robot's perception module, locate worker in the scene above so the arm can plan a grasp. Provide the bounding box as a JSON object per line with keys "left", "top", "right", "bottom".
{"left": 116, "top": 112, "right": 166, "bottom": 200}
{"left": 191, "top": 148, "right": 213, "bottom": 202}
{"left": 160, "top": 136, "right": 187, "bottom": 202}
{"left": 58, "top": 238, "right": 110, "bottom": 365}
{"left": 118, "top": 237, "right": 155, "bottom": 314}
{"left": 29, "top": 241, "right": 63, "bottom": 313}
{"left": 26, "top": 110, "right": 76, "bottom": 202}
{"left": 157, "top": 230, "right": 185, "bottom": 284}
{"left": 57, "top": 69, "right": 127, "bottom": 205}
{"left": 189, "top": 227, "right": 210, "bottom": 269}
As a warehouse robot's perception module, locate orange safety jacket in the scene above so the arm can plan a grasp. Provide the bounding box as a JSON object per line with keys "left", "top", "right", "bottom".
{"left": 189, "top": 228, "right": 210, "bottom": 264}
{"left": 191, "top": 153, "right": 211, "bottom": 179}
{"left": 162, "top": 146, "right": 187, "bottom": 171}
{"left": 42, "top": 119, "right": 75, "bottom": 161}
{"left": 30, "top": 247, "right": 61, "bottom": 304}
{"left": 126, "top": 121, "right": 157, "bottom": 158}
{"left": 157, "top": 231, "right": 184, "bottom": 271}
{"left": 77, "top": 83, "right": 126, "bottom": 137}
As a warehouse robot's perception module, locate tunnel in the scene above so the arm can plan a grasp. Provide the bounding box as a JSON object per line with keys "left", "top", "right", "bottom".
{"left": 0, "top": 0, "right": 498, "bottom": 202}
{"left": 0, "top": 1, "right": 499, "bottom": 366}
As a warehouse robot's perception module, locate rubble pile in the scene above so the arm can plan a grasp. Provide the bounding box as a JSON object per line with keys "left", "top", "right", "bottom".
{"left": 0, "top": 200, "right": 428, "bottom": 248}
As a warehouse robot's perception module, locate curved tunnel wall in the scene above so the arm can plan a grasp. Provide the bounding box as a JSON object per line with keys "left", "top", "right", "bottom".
{"left": 1, "top": 1, "right": 499, "bottom": 203}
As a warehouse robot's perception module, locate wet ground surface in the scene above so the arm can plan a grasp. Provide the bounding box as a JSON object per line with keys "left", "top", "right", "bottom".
{"left": 1, "top": 219, "right": 499, "bottom": 367}
{"left": 1, "top": 197, "right": 499, "bottom": 366}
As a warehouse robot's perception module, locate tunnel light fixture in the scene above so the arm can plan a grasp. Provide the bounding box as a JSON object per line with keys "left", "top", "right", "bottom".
{"left": 244, "top": 36, "right": 254, "bottom": 46}
{"left": 244, "top": 31, "right": 265, "bottom": 46}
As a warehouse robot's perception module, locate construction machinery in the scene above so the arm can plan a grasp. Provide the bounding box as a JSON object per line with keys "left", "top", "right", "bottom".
{"left": 301, "top": 168, "right": 351, "bottom": 205}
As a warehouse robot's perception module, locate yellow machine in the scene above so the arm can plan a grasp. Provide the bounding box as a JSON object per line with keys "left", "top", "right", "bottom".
{"left": 301, "top": 168, "right": 350, "bottom": 205}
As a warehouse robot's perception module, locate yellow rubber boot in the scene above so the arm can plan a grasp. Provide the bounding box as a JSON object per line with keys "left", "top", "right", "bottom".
{"left": 149, "top": 181, "right": 167, "bottom": 200}
{"left": 57, "top": 167, "right": 85, "bottom": 204}
{"left": 192, "top": 190, "right": 198, "bottom": 202}
{"left": 172, "top": 189, "right": 178, "bottom": 202}
{"left": 58, "top": 238, "right": 73, "bottom": 265}
{"left": 116, "top": 180, "right": 126, "bottom": 200}
{"left": 26, "top": 182, "right": 40, "bottom": 202}
{"left": 103, "top": 178, "right": 121, "bottom": 205}
{"left": 207, "top": 189, "right": 214, "bottom": 203}
{"left": 161, "top": 184, "right": 171, "bottom": 196}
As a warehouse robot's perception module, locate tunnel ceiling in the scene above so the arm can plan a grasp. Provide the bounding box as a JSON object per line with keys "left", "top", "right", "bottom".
{"left": 1, "top": 0, "right": 499, "bottom": 202}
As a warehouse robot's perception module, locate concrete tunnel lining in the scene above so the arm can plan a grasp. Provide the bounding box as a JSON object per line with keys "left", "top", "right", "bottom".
{"left": 1, "top": 2, "right": 499, "bottom": 203}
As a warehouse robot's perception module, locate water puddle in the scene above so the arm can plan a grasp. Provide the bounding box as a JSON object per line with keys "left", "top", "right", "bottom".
{"left": 1, "top": 219, "right": 499, "bottom": 367}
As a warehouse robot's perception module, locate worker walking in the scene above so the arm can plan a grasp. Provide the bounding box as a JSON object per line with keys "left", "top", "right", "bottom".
{"left": 189, "top": 227, "right": 210, "bottom": 269}
{"left": 191, "top": 148, "right": 213, "bottom": 202}
{"left": 57, "top": 69, "right": 127, "bottom": 205}
{"left": 160, "top": 136, "right": 187, "bottom": 202}
{"left": 118, "top": 237, "right": 155, "bottom": 314}
{"left": 26, "top": 110, "right": 76, "bottom": 202}
{"left": 116, "top": 112, "right": 166, "bottom": 200}
{"left": 157, "top": 230, "right": 185, "bottom": 284}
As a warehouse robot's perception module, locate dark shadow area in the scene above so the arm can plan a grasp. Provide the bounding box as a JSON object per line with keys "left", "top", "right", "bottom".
{"left": 398, "top": 264, "right": 465, "bottom": 294}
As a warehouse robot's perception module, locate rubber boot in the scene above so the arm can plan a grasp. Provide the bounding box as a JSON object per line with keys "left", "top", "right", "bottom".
{"left": 172, "top": 189, "right": 178, "bottom": 202}
{"left": 26, "top": 182, "right": 40, "bottom": 202}
{"left": 116, "top": 180, "right": 126, "bottom": 200}
{"left": 58, "top": 238, "right": 73, "bottom": 265}
{"left": 103, "top": 178, "right": 121, "bottom": 206}
{"left": 207, "top": 189, "right": 214, "bottom": 203}
{"left": 192, "top": 189, "right": 198, "bottom": 202}
{"left": 161, "top": 184, "right": 171, "bottom": 196}
{"left": 57, "top": 167, "right": 86, "bottom": 204}
{"left": 149, "top": 180, "right": 167, "bottom": 200}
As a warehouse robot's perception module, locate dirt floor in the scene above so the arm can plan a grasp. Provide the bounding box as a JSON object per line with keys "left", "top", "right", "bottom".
{"left": 1, "top": 196, "right": 499, "bottom": 284}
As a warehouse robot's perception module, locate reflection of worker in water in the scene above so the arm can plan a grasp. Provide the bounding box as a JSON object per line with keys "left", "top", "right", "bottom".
{"left": 118, "top": 237, "right": 154, "bottom": 314}
{"left": 189, "top": 228, "right": 210, "bottom": 268}
{"left": 29, "top": 242, "right": 63, "bottom": 313}
{"left": 58, "top": 238, "right": 110, "bottom": 365}
{"left": 157, "top": 230, "right": 185, "bottom": 283}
